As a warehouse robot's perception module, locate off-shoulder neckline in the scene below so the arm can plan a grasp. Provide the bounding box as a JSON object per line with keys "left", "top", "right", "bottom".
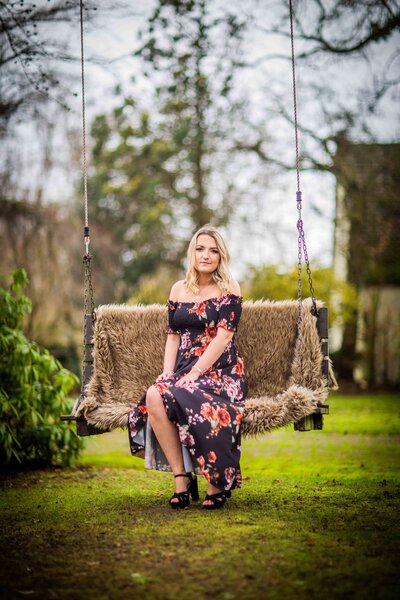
{"left": 169, "top": 292, "right": 242, "bottom": 305}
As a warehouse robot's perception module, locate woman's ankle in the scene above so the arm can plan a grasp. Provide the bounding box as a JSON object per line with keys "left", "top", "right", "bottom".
{"left": 173, "top": 471, "right": 190, "bottom": 493}
{"left": 205, "top": 483, "right": 221, "bottom": 497}
{"left": 172, "top": 467, "right": 186, "bottom": 477}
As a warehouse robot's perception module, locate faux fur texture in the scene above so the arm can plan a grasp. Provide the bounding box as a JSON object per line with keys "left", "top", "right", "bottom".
{"left": 75, "top": 298, "right": 338, "bottom": 436}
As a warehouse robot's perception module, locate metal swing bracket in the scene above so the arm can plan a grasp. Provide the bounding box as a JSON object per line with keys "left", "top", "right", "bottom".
{"left": 294, "top": 306, "right": 330, "bottom": 431}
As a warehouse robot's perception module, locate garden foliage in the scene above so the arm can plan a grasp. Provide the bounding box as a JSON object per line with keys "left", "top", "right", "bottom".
{"left": 0, "top": 269, "right": 85, "bottom": 468}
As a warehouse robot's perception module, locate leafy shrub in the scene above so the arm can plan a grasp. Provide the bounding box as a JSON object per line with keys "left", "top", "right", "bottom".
{"left": 0, "top": 269, "right": 85, "bottom": 468}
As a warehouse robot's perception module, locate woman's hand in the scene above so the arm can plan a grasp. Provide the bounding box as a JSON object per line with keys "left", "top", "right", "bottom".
{"left": 155, "top": 371, "right": 174, "bottom": 383}
{"left": 175, "top": 369, "right": 200, "bottom": 388}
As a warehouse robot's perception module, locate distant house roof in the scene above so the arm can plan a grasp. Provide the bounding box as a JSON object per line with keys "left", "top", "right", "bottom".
{"left": 333, "top": 137, "right": 400, "bottom": 287}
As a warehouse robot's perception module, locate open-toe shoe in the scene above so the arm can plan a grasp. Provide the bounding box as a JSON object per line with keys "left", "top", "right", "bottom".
{"left": 169, "top": 472, "right": 199, "bottom": 509}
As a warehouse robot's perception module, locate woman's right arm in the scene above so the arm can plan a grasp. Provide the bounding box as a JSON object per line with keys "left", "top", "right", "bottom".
{"left": 160, "top": 281, "right": 182, "bottom": 376}
{"left": 162, "top": 335, "right": 180, "bottom": 374}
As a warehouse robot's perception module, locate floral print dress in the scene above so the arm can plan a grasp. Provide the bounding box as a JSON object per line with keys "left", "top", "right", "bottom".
{"left": 128, "top": 293, "right": 248, "bottom": 492}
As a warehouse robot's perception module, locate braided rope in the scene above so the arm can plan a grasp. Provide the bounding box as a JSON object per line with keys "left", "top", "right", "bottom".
{"left": 80, "top": 0, "right": 89, "bottom": 234}
{"left": 79, "top": 1, "right": 96, "bottom": 395}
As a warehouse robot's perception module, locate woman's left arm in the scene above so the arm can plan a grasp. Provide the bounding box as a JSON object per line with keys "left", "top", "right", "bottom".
{"left": 196, "top": 328, "right": 235, "bottom": 372}
{"left": 175, "top": 329, "right": 234, "bottom": 387}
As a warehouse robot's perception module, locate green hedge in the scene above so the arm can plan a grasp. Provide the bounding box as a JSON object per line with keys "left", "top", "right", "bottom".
{"left": 0, "top": 269, "right": 85, "bottom": 468}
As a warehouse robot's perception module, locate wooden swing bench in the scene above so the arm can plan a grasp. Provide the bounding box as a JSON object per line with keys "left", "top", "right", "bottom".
{"left": 61, "top": 298, "right": 337, "bottom": 437}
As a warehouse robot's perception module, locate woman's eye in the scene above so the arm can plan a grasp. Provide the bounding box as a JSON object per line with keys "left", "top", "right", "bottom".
{"left": 195, "top": 247, "right": 219, "bottom": 254}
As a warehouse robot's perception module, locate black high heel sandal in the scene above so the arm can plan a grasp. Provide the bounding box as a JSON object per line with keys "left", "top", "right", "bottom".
{"left": 169, "top": 472, "right": 199, "bottom": 509}
{"left": 202, "top": 490, "right": 231, "bottom": 510}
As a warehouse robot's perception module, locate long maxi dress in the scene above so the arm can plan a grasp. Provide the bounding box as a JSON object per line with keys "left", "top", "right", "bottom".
{"left": 127, "top": 292, "right": 248, "bottom": 492}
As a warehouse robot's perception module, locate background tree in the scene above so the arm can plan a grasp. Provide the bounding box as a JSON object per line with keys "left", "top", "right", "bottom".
{"left": 87, "top": 103, "right": 181, "bottom": 297}
{"left": 238, "top": 0, "right": 400, "bottom": 180}
{"left": 86, "top": 0, "right": 252, "bottom": 297}
{"left": 0, "top": 0, "right": 91, "bottom": 136}
{"left": 136, "top": 0, "right": 249, "bottom": 229}
{"left": 0, "top": 0, "right": 132, "bottom": 361}
{"left": 0, "top": 189, "right": 84, "bottom": 372}
{"left": 244, "top": 263, "right": 357, "bottom": 332}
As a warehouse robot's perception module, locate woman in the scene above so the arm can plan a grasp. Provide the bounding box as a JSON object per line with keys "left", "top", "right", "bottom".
{"left": 128, "top": 225, "right": 247, "bottom": 510}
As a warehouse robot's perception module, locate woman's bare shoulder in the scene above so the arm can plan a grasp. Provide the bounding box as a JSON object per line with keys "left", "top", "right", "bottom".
{"left": 169, "top": 279, "right": 186, "bottom": 301}
{"left": 228, "top": 279, "right": 242, "bottom": 296}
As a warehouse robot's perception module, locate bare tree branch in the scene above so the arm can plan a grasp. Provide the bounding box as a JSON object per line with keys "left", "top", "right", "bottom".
{"left": 251, "top": 0, "right": 400, "bottom": 66}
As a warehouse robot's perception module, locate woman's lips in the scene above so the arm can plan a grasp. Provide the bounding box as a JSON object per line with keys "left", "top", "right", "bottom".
{"left": 200, "top": 262, "right": 210, "bottom": 265}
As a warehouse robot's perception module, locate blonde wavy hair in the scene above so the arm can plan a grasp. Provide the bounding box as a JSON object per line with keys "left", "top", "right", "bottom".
{"left": 184, "top": 225, "right": 232, "bottom": 296}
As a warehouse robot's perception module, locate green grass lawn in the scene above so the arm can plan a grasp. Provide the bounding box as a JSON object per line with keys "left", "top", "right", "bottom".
{"left": 1, "top": 392, "right": 399, "bottom": 600}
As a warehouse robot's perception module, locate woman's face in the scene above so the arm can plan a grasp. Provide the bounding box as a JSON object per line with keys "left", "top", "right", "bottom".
{"left": 195, "top": 234, "right": 220, "bottom": 277}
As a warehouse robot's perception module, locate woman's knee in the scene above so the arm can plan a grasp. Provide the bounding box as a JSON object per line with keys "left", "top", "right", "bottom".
{"left": 146, "top": 385, "right": 163, "bottom": 413}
